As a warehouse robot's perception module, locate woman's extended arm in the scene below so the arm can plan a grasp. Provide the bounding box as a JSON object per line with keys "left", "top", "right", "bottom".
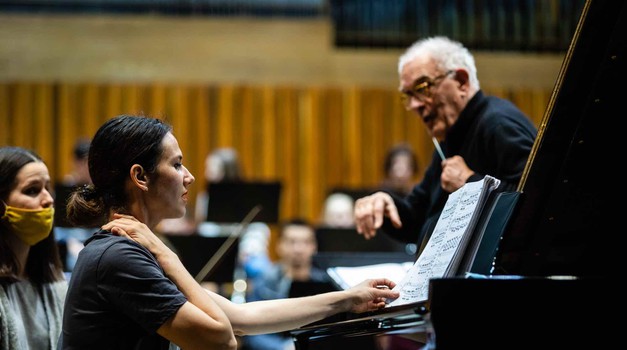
{"left": 208, "top": 278, "right": 398, "bottom": 335}
{"left": 103, "top": 214, "right": 400, "bottom": 336}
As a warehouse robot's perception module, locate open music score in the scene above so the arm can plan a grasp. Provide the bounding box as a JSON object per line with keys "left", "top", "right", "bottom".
{"left": 387, "top": 175, "right": 500, "bottom": 306}
{"left": 327, "top": 262, "right": 413, "bottom": 290}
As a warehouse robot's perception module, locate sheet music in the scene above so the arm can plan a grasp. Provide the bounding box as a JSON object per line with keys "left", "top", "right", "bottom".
{"left": 387, "top": 175, "right": 500, "bottom": 307}
{"left": 326, "top": 262, "right": 414, "bottom": 290}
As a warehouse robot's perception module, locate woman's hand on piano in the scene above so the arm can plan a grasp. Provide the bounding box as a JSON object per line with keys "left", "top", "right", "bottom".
{"left": 344, "top": 278, "right": 400, "bottom": 313}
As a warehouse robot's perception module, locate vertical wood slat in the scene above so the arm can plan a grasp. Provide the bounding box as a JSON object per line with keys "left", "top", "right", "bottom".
{"left": 277, "top": 87, "right": 298, "bottom": 221}
{"left": 13, "top": 83, "right": 32, "bottom": 148}
{"left": 56, "top": 83, "right": 75, "bottom": 182}
{"left": 299, "top": 87, "right": 319, "bottom": 221}
{"left": 33, "top": 84, "right": 54, "bottom": 179}
{"left": 188, "top": 85, "right": 211, "bottom": 207}
{"left": 2, "top": 81, "right": 546, "bottom": 225}
{"left": 323, "top": 88, "right": 345, "bottom": 193}
{"left": 0, "top": 84, "right": 8, "bottom": 145}
{"left": 344, "top": 87, "right": 362, "bottom": 187}
{"left": 240, "top": 86, "right": 254, "bottom": 178}
{"left": 261, "top": 86, "right": 276, "bottom": 179}
{"left": 217, "top": 85, "right": 234, "bottom": 148}
{"left": 80, "top": 83, "right": 102, "bottom": 139}
{"left": 364, "top": 88, "right": 386, "bottom": 186}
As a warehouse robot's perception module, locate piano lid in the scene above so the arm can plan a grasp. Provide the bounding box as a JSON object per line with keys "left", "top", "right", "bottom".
{"left": 495, "top": 0, "right": 625, "bottom": 278}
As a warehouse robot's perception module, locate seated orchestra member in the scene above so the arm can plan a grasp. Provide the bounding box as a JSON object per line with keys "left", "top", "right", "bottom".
{"left": 243, "top": 218, "right": 333, "bottom": 350}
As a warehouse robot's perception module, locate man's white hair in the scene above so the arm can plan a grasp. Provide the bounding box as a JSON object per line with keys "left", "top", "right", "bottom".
{"left": 398, "top": 36, "right": 480, "bottom": 89}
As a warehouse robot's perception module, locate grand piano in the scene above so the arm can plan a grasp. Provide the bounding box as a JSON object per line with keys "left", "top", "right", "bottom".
{"left": 291, "top": 0, "right": 619, "bottom": 348}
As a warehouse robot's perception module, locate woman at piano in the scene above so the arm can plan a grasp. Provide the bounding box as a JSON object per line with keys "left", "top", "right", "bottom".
{"left": 58, "top": 114, "right": 399, "bottom": 350}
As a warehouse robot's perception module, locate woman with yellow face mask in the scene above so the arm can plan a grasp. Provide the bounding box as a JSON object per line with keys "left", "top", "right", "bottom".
{"left": 0, "top": 146, "right": 67, "bottom": 350}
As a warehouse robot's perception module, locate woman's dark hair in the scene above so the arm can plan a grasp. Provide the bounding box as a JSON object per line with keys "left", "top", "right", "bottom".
{"left": 0, "top": 146, "right": 64, "bottom": 283}
{"left": 67, "top": 115, "right": 172, "bottom": 227}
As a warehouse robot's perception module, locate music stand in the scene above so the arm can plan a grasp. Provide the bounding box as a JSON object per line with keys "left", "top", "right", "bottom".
{"left": 164, "top": 234, "right": 239, "bottom": 283}
{"left": 206, "top": 181, "right": 281, "bottom": 223}
{"left": 288, "top": 280, "right": 339, "bottom": 298}
{"left": 315, "top": 227, "right": 411, "bottom": 254}
{"left": 312, "top": 251, "right": 414, "bottom": 271}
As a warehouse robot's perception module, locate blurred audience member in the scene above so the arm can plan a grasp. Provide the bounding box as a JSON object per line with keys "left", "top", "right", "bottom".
{"left": 195, "top": 147, "right": 242, "bottom": 224}
{"left": 379, "top": 143, "right": 419, "bottom": 197}
{"left": 60, "top": 138, "right": 92, "bottom": 187}
{"left": 242, "top": 219, "right": 331, "bottom": 350}
{"left": 320, "top": 192, "right": 355, "bottom": 228}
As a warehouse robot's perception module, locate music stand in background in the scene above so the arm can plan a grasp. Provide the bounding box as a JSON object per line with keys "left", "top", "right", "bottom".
{"left": 313, "top": 227, "right": 415, "bottom": 270}
{"left": 288, "top": 280, "right": 339, "bottom": 298}
{"left": 164, "top": 234, "right": 239, "bottom": 283}
{"left": 206, "top": 181, "right": 281, "bottom": 223}
{"left": 315, "top": 227, "right": 411, "bottom": 254}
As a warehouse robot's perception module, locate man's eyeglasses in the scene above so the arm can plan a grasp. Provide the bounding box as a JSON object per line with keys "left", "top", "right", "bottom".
{"left": 400, "top": 70, "right": 454, "bottom": 110}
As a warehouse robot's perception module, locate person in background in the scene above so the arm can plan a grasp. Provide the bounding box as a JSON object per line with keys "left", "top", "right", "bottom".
{"left": 60, "top": 138, "right": 92, "bottom": 187}
{"left": 242, "top": 218, "right": 331, "bottom": 350}
{"left": 59, "top": 114, "right": 399, "bottom": 350}
{"left": 319, "top": 192, "right": 355, "bottom": 229}
{"left": 353, "top": 36, "right": 537, "bottom": 349}
{"left": 0, "top": 146, "right": 67, "bottom": 350}
{"left": 379, "top": 143, "right": 419, "bottom": 197}
{"left": 157, "top": 148, "right": 243, "bottom": 236}
{"left": 193, "top": 147, "right": 272, "bottom": 291}
{"left": 55, "top": 138, "right": 94, "bottom": 273}
{"left": 194, "top": 147, "right": 242, "bottom": 224}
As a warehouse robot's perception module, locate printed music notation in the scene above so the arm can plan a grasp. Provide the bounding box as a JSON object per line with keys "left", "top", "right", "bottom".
{"left": 387, "top": 175, "right": 500, "bottom": 307}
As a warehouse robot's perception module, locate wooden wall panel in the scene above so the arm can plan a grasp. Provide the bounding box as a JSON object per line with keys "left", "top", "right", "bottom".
{"left": 344, "top": 87, "right": 362, "bottom": 187}
{"left": 12, "top": 83, "right": 33, "bottom": 149}
{"left": 261, "top": 86, "right": 276, "bottom": 179}
{"left": 56, "top": 84, "right": 76, "bottom": 182}
{"left": 322, "top": 88, "right": 344, "bottom": 192}
{"left": 0, "top": 84, "right": 8, "bottom": 145}
{"left": 298, "top": 87, "right": 321, "bottom": 221}
{"left": 216, "top": 85, "right": 234, "bottom": 148}
{"left": 104, "top": 85, "right": 123, "bottom": 120}
{"left": 187, "top": 85, "right": 211, "bottom": 211}
{"left": 0, "top": 81, "right": 546, "bottom": 226}
{"left": 276, "top": 87, "right": 298, "bottom": 221}
{"left": 33, "top": 84, "right": 54, "bottom": 177}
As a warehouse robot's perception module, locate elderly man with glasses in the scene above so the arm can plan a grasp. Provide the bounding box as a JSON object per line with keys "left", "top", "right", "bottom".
{"left": 354, "top": 36, "right": 537, "bottom": 263}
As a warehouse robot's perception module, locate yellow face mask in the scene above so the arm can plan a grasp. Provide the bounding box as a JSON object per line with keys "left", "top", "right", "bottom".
{"left": 1, "top": 204, "right": 54, "bottom": 246}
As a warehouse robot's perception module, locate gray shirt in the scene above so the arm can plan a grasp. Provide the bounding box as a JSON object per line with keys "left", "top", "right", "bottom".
{"left": 0, "top": 280, "right": 67, "bottom": 350}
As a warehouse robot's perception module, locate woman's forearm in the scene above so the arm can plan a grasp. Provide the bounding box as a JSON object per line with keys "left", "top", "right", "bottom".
{"left": 223, "top": 291, "right": 352, "bottom": 335}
